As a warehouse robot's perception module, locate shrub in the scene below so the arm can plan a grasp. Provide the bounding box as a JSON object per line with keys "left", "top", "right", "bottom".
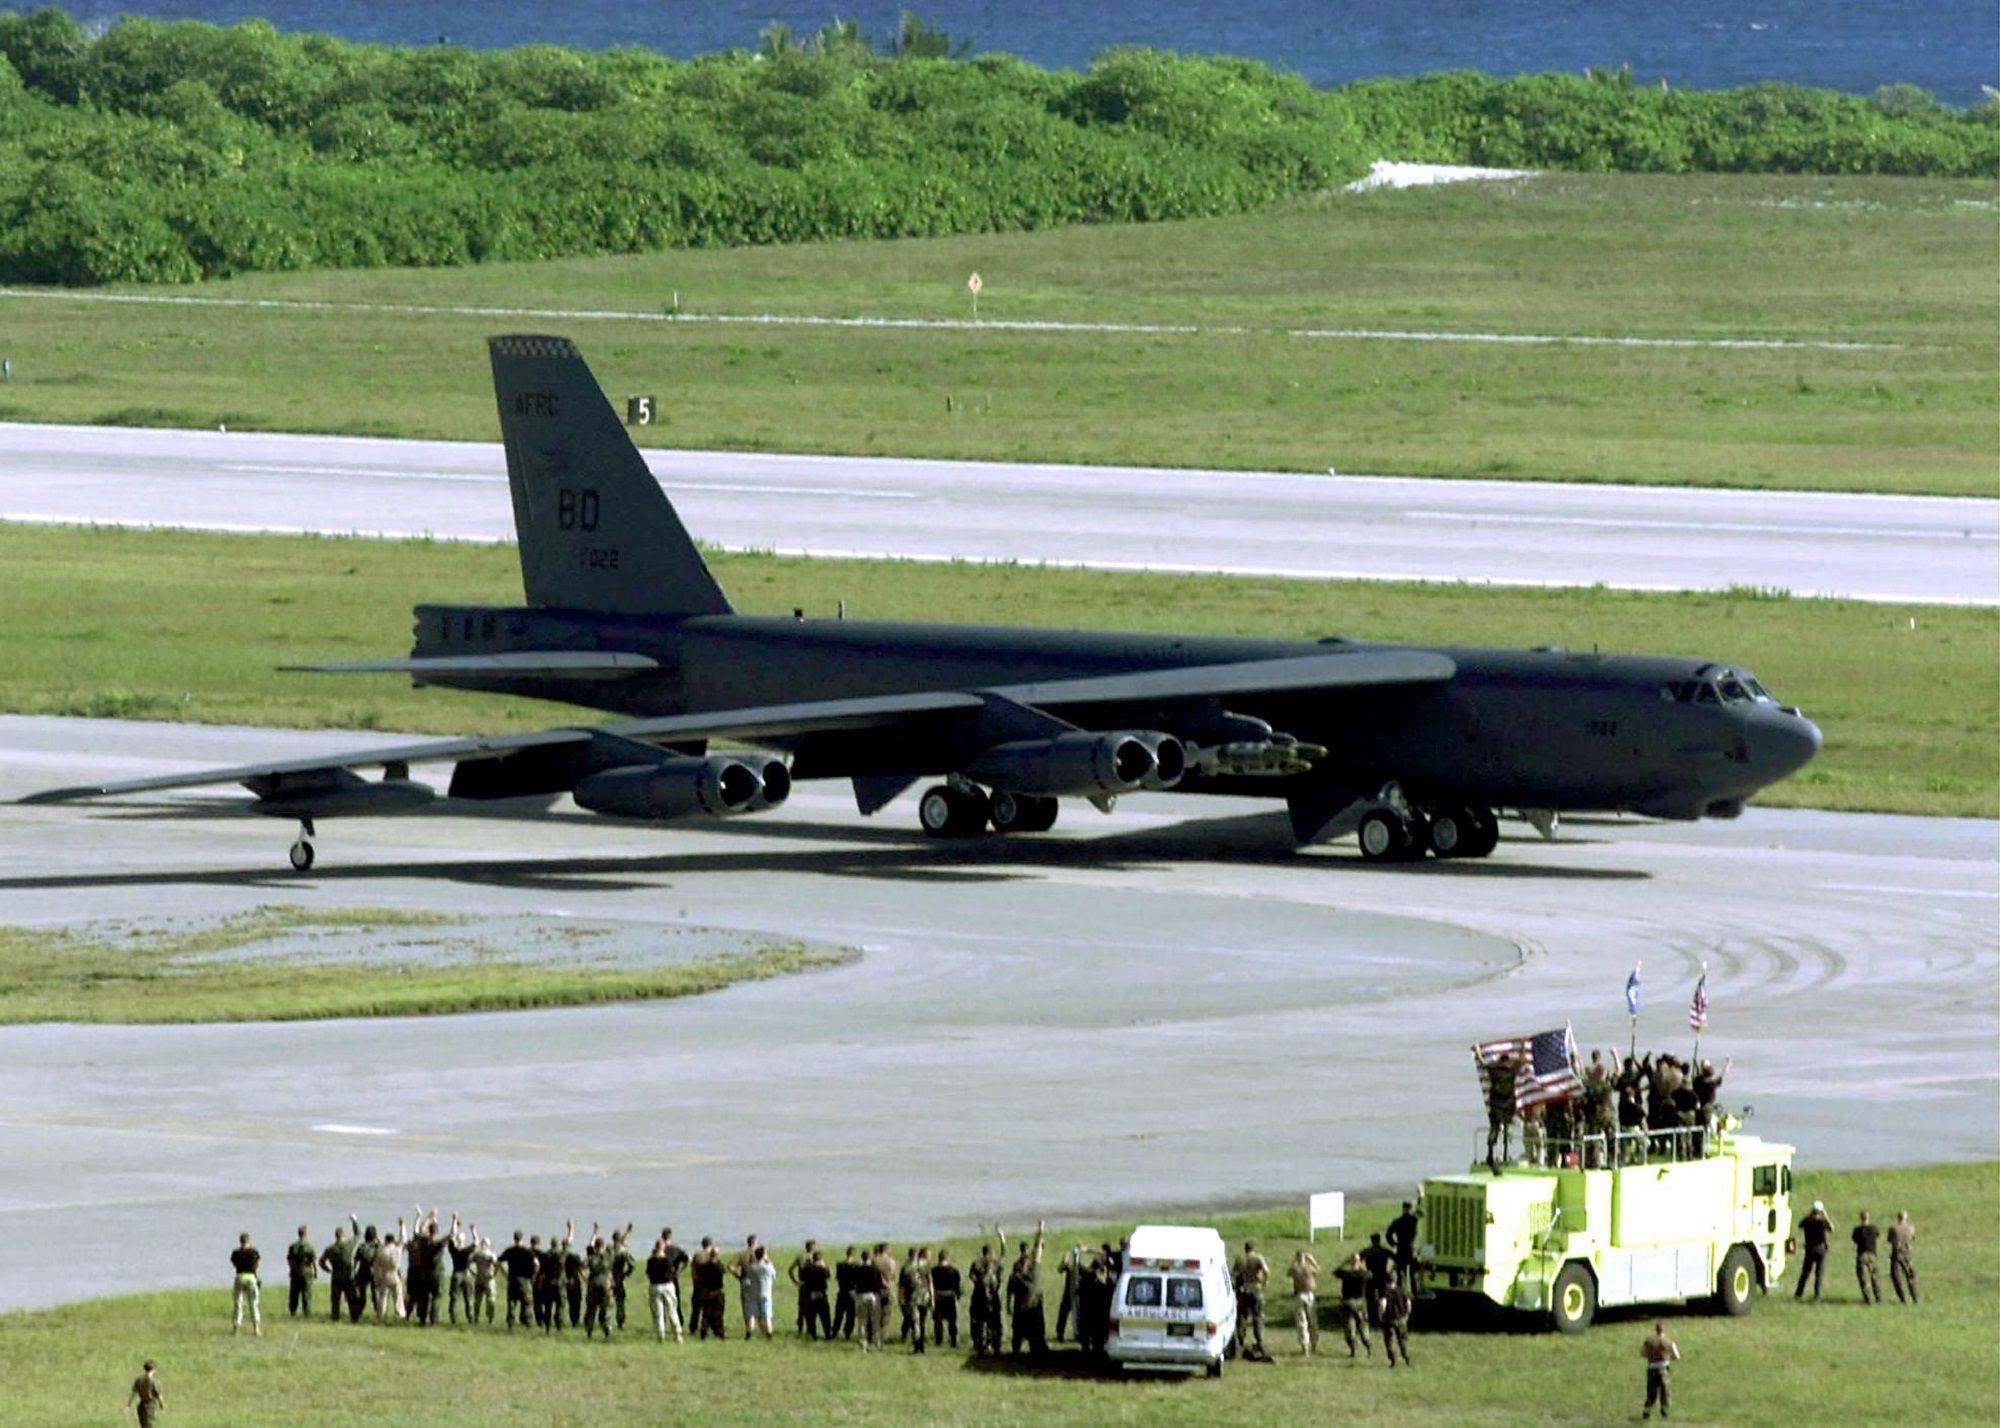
{"left": 0, "top": 10, "right": 1989, "bottom": 285}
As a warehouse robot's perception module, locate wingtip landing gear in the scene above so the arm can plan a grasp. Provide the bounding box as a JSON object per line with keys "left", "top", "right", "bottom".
{"left": 287, "top": 818, "right": 316, "bottom": 872}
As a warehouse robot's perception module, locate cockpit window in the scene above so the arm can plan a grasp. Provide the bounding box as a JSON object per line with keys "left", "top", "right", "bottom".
{"left": 1696, "top": 683, "right": 1720, "bottom": 705}
{"left": 1746, "top": 678, "right": 1773, "bottom": 702}
{"left": 1719, "top": 678, "right": 1751, "bottom": 703}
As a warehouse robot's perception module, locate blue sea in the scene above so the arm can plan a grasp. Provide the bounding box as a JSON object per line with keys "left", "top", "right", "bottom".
{"left": 60, "top": 1, "right": 2000, "bottom": 103}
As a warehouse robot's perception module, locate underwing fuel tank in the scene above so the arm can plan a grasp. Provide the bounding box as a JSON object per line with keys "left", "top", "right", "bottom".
{"left": 571, "top": 757, "right": 789, "bottom": 820}
{"left": 248, "top": 767, "right": 435, "bottom": 819}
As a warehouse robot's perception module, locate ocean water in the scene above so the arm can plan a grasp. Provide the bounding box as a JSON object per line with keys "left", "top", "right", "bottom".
{"left": 59, "top": 0, "right": 2000, "bottom": 103}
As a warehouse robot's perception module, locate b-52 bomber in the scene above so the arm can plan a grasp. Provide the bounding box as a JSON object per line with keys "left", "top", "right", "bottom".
{"left": 26, "top": 336, "right": 1822, "bottom": 869}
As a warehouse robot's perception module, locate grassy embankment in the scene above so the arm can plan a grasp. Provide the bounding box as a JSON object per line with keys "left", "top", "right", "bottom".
{"left": 0, "top": 904, "right": 848, "bottom": 1023}
{"left": 0, "top": 1163, "right": 1990, "bottom": 1428}
{"left": 3, "top": 173, "right": 1996, "bottom": 496}
{"left": 2, "top": 522, "right": 1994, "bottom": 818}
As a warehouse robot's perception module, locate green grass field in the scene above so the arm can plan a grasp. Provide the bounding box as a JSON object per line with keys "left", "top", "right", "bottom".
{"left": 3, "top": 522, "right": 1994, "bottom": 817}
{"left": 0, "top": 904, "right": 847, "bottom": 1023}
{"left": 3, "top": 173, "right": 1994, "bottom": 496}
{"left": 1, "top": 1163, "right": 1988, "bottom": 1428}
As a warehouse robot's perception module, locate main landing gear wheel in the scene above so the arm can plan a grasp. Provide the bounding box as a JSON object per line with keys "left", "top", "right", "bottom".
{"left": 1352, "top": 808, "right": 1432, "bottom": 864}
{"left": 918, "top": 783, "right": 990, "bottom": 838}
{"left": 1462, "top": 806, "right": 1500, "bottom": 858}
{"left": 287, "top": 818, "right": 317, "bottom": 872}
{"left": 1429, "top": 805, "right": 1498, "bottom": 859}
{"left": 988, "top": 791, "right": 1058, "bottom": 835}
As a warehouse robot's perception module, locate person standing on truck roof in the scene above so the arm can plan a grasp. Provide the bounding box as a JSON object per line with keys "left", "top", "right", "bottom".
{"left": 1231, "top": 1239, "right": 1270, "bottom": 1361}
{"left": 1287, "top": 1247, "right": 1320, "bottom": 1356}
{"left": 1887, "top": 1212, "right": 1919, "bottom": 1304}
{"left": 1332, "top": 1252, "right": 1372, "bottom": 1359}
{"left": 1794, "top": 1202, "right": 1833, "bottom": 1301}
{"left": 1387, "top": 1195, "right": 1422, "bottom": 1288}
{"left": 1641, "top": 1322, "right": 1680, "bottom": 1419}
{"left": 1852, "top": 1211, "right": 1882, "bottom": 1305}
{"left": 1485, "top": 1059, "right": 1516, "bottom": 1171}
{"left": 1381, "top": 1278, "right": 1413, "bottom": 1368}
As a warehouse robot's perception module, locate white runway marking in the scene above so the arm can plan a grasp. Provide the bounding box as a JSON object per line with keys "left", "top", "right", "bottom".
{"left": 220, "top": 463, "right": 916, "bottom": 501}
{"left": 1816, "top": 883, "right": 2000, "bottom": 901}
{"left": 311, "top": 1124, "right": 399, "bottom": 1137}
{"left": 1404, "top": 510, "right": 1992, "bottom": 542}
{"left": 0, "top": 286, "right": 1899, "bottom": 353}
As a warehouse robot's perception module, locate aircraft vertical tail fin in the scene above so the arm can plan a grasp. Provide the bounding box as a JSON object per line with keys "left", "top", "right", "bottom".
{"left": 488, "top": 335, "right": 731, "bottom": 617}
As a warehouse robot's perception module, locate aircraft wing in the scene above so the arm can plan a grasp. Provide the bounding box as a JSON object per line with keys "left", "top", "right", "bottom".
{"left": 20, "top": 651, "right": 1447, "bottom": 805}
{"left": 16, "top": 728, "right": 596, "bottom": 803}
{"left": 17, "top": 691, "right": 985, "bottom": 804}
{"left": 990, "top": 648, "right": 1455, "bottom": 708}
{"left": 284, "top": 652, "right": 661, "bottom": 680}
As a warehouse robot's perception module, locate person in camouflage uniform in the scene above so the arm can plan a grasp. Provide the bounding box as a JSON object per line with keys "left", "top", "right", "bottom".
{"left": 610, "top": 1226, "right": 638, "bottom": 1331}
{"left": 583, "top": 1235, "right": 615, "bottom": 1339}
{"left": 471, "top": 1235, "right": 499, "bottom": 1325}
{"left": 905, "top": 1247, "right": 933, "bottom": 1355}
{"left": 967, "top": 1232, "right": 1007, "bottom": 1355}
{"left": 285, "top": 1225, "right": 318, "bottom": 1318}
{"left": 1485, "top": 1060, "right": 1516, "bottom": 1171}
{"left": 318, "top": 1224, "right": 359, "bottom": 1324}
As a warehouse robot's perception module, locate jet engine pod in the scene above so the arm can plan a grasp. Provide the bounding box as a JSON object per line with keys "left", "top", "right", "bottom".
{"left": 1132, "top": 732, "right": 1186, "bottom": 790}
{"left": 572, "top": 757, "right": 762, "bottom": 820}
{"left": 963, "top": 730, "right": 1165, "bottom": 796}
{"left": 744, "top": 758, "right": 792, "bottom": 812}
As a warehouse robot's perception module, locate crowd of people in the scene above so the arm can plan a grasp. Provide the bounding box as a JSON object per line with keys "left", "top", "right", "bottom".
{"left": 228, "top": 1213, "right": 1088, "bottom": 1356}
{"left": 220, "top": 1206, "right": 1446, "bottom": 1371}
{"left": 1486, "top": 1047, "right": 1732, "bottom": 1171}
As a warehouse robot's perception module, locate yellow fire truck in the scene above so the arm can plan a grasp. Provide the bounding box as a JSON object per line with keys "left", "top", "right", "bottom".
{"left": 1419, "top": 1124, "right": 1794, "bottom": 1332}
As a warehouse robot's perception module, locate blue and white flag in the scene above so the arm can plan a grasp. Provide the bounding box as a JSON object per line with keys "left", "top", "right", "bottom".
{"left": 1624, "top": 965, "right": 1641, "bottom": 1017}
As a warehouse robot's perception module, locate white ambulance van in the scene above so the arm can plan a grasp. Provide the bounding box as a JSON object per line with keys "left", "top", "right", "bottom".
{"left": 1105, "top": 1225, "right": 1238, "bottom": 1377}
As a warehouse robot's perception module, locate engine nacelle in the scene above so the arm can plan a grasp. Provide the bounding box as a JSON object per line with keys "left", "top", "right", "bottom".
{"left": 964, "top": 731, "right": 1173, "bottom": 797}
{"left": 743, "top": 759, "right": 792, "bottom": 812}
{"left": 572, "top": 757, "right": 769, "bottom": 820}
{"left": 1130, "top": 732, "right": 1186, "bottom": 790}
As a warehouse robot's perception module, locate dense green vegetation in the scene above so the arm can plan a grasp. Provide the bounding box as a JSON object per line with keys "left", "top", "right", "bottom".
{"left": 0, "top": 903, "right": 848, "bottom": 1023}
{"left": 4, "top": 172, "right": 1994, "bottom": 496}
{"left": 3, "top": 523, "right": 1993, "bottom": 817}
{"left": 0, "top": 8, "right": 1993, "bottom": 284}
{"left": 0, "top": 1163, "right": 1990, "bottom": 1426}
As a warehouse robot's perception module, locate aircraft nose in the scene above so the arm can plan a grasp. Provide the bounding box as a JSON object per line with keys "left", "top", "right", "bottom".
{"left": 1756, "top": 709, "right": 1822, "bottom": 776}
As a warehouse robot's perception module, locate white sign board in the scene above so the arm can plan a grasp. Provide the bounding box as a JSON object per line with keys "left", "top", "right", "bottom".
{"left": 1308, "top": 1191, "right": 1345, "bottom": 1242}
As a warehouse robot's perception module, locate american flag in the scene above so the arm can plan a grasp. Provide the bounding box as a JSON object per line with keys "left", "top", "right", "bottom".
{"left": 1689, "top": 970, "right": 1709, "bottom": 1032}
{"left": 1473, "top": 1026, "right": 1583, "bottom": 1112}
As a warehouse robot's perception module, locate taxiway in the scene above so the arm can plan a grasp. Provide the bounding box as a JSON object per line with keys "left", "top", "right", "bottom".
{"left": 2, "top": 716, "right": 1994, "bottom": 1310}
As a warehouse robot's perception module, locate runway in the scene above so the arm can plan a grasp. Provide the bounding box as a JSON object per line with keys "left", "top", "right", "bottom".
{"left": 4, "top": 423, "right": 1994, "bottom": 605}
{"left": 3, "top": 715, "right": 1995, "bottom": 1311}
